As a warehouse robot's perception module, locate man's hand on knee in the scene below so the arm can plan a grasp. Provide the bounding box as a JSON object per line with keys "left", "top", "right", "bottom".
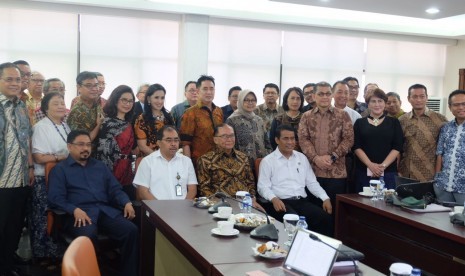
{"left": 271, "top": 197, "right": 286, "bottom": 212}
{"left": 73, "top": 208, "right": 92, "bottom": 227}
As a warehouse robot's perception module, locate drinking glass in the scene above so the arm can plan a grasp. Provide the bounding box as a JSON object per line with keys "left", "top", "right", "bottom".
{"left": 283, "top": 214, "right": 299, "bottom": 246}
{"left": 369, "top": 180, "right": 379, "bottom": 201}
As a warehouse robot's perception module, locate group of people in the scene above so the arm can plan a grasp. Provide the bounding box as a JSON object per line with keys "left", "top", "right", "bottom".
{"left": 1, "top": 59, "right": 465, "bottom": 276}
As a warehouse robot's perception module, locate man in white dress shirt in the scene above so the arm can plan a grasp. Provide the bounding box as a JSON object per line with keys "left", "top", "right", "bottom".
{"left": 257, "top": 124, "right": 334, "bottom": 237}
{"left": 134, "top": 125, "right": 198, "bottom": 200}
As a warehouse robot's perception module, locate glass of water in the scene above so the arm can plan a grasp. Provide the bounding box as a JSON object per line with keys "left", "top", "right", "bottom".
{"left": 283, "top": 214, "right": 300, "bottom": 246}
{"left": 369, "top": 180, "right": 381, "bottom": 201}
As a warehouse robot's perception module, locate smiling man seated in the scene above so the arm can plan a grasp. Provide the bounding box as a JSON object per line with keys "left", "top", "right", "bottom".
{"left": 133, "top": 125, "right": 198, "bottom": 200}
{"left": 257, "top": 124, "right": 334, "bottom": 237}
{"left": 48, "top": 130, "right": 138, "bottom": 276}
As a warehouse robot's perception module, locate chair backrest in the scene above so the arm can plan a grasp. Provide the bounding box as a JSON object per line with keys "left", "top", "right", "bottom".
{"left": 45, "top": 161, "right": 58, "bottom": 189}
{"left": 45, "top": 162, "right": 57, "bottom": 236}
{"left": 62, "top": 236, "right": 101, "bottom": 276}
{"left": 254, "top": 158, "right": 263, "bottom": 182}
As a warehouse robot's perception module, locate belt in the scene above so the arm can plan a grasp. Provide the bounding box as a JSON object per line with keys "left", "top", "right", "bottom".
{"left": 283, "top": 196, "right": 303, "bottom": 200}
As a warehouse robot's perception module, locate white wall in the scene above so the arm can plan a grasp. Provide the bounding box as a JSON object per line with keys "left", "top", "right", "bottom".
{"left": 443, "top": 40, "right": 465, "bottom": 120}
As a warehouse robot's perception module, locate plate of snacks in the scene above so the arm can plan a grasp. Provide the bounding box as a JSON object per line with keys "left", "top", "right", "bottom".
{"left": 193, "top": 197, "right": 215, "bottom": 209}
{"left": 252, "top": 241, "right": 287, "bottom": 259}
{"left": 231, "top": 213, "right": 275, "bottom": 230}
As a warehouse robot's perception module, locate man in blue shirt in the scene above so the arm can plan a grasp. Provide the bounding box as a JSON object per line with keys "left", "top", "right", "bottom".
{"left": 48, "top": 130, "right": 138, "bottom": 276}
{"left": 435, "top": 90, "right": 465, "bottom": 204}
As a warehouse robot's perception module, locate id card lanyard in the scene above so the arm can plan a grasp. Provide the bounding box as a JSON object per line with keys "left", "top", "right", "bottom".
{"left": 175, "top": 172, "right": 182, "bottom": 196}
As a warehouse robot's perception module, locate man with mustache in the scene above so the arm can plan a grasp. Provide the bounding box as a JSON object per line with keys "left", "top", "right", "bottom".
{"left": 48, "top": 130, "right": 138, "bottom": 276}
{"left": 134, "top": 125, "right": 198, "bottom": 200}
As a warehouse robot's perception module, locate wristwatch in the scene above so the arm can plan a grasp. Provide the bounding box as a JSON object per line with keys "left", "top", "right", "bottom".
{"left": 330, "top": 154, "right": 337, "bottom": 163}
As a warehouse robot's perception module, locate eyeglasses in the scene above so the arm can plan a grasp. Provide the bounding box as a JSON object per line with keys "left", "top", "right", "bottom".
{"left": 410, "top": 95, "right": 426, "bottom": 100}
{"left": 451, "top": 102, "right": 465, "bottom": 108}
{"left": 215, "top": 134, "right": 235, "bottom": 140}
{"left": 20, "top": 72, "right": 32, "bottom": 78}
{"left": 162, "top": 138, "right": 180, "bottom": 143}
{"left": 31, "top": 79, "right": 45, "bottom": 83}
{"left": 303, "top": 92, "right": 314, "bottom": 96}
{"left": 119, "top": 98, "right": 134, "bottom": 105}
{"left": 98, "top": 82, "right": 106, "bottom": 87}
{"left": 0, "top": 77, "right": 21, "bottom": 83}
{"left": 244, "top": 99, "right": 257, "bottom": 103}
{"left": 80, "top": 83, "right": 99, "bottom": 89}
{"left": 315, "top": 92, "right": 332, "bottom": 97}
{"left": 348, "top": 85, "right": 359, "bottom": 90}
{"left": 264, "top": 92, "right": 278, "bottom": 96}
{"left": 69, "top": 142, "right": 92, "bottom": 147}
{"left": 186, "top": 89, "right": 197, "bottom": 94}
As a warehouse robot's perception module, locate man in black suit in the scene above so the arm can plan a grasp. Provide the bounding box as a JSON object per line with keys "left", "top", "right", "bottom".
{"left": 133, "top": 83, "right": 149, "bottom": 122}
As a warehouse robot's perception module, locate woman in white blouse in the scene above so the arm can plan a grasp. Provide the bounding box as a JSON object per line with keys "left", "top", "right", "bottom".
{"left": 31, "top": 92, "right": 70, "bottom": 267}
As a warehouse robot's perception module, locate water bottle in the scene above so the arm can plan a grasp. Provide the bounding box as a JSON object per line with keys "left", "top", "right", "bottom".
{"left": 411, "top": 268, "right": 421, "bottom": 276}
{"left": 243, "top": 193, "right": 252, "bottom": 214}
{"left": 296, "top": 216, "right": 308, "bottom": 231}
{"left": 379, "top": 176, "right": 386, "bottom": 200}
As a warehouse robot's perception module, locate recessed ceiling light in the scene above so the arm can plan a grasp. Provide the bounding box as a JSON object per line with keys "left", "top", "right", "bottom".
{"left": 425, "top": 8, "right": 440, "bottom": 14}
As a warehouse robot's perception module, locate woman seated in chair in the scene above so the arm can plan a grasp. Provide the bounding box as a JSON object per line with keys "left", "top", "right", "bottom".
{"left": 31, "top": 92, "right": 70, "bottom": 267}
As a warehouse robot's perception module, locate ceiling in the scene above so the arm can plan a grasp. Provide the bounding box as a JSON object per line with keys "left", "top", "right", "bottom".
{"left": 18, "top": 0, "right": 465, "bottom": 39}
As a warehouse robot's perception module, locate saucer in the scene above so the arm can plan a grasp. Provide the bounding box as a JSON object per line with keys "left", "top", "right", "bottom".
{"left": 211, "top": 228, "right": 240, "bottom": 236}
{"left": 358, "top": 192, "right": 374, "bottom": 197}
{"left": 213, "top": 213, "right": 231, "bottom": 220}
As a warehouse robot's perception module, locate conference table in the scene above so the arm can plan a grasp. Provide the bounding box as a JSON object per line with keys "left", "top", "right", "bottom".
{"left": 335, "top": 194, "right": 465, "bottom": 275}
{"left": 140, "top": 199, "right": 382, "bottom": 276}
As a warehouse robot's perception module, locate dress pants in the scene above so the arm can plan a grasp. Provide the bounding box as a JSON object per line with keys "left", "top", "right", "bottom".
{"left": 263, "top": 198, "right": 334, "bottom": 237}
{"left": 64, "top": 211, "right": 139, "bottom": 276}
{"left": 0, "top": 186, "right": 30, "bottom": 272}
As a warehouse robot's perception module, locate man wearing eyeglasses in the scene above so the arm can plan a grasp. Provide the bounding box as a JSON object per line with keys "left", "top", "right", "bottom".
{"left": 298, "top": 81, "right": 354, "bottom": 211}
{"left": 67, "top": 71, "right": 104, "bottom": 141}
{"left": 434, "top": 90, "right": 465, "bottom": 204}
{"left": 221, "top": 86, "right": 241, "bottom": 122}
{"left": 254, "top": 83, "right": 284, "bottom": 138}
{"left": 0, "top": 62, "right": 34, "bottom": 276}
{"left": 12, "top": 60, "right": 32, "bottom": 103}
{"left": 302, "top": 83, "right": 315, "bottom": 112}
{"left": 343, "top": 76, "right": 367, "bottom": 115}
{"left": 26, "top": 71, "right": 45, "bottom": 125}
{"left": 171, "top": 81, "right": 198, "bottom": 129}
{"left": 197, "top": 123, "right": 263, "bottom": 209}
{"left": 48, "top": 130, "right": 138, "bottom": 276}
{"left": 134, "top": 125, "right": 198, "bottom": 200}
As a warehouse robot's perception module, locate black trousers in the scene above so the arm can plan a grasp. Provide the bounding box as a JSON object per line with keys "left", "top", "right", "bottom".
{"left": 263, "top": 197, "right": 334, "bottom": 237}
{"left": 64, "top": 212, "right": 139, "bottom": 276}
{"left": 0, "top": 186, "right": 30, "bottom": 271}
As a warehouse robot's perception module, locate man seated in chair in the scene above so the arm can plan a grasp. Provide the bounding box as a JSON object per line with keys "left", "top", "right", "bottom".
{"left": 257, "top": 124, "right": 334, "bottom": 237}
{"left": 197, "top": 123, "right": 263, "bottom": 210}
{"left": 48, "top": 130, "right": 138, "bottom": 276}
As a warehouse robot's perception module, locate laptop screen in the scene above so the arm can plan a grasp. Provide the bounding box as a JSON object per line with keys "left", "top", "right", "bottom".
{"left": 282, "top": 229, "right": 338, "bottom": 276}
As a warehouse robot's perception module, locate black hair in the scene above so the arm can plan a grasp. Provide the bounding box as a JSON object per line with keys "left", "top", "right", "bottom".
{"left": 214, "top": 123, "right": 233, "bottom": 136}
{"left": 332, "top": 81, "right": 348, "bottom": 92}
{"left": 302, "top": 83, "right": 316, "bottom": 91}
{"left": 275, "top": 124, "right": 295, "bottom": 139}
{"left": 0, "top": 62, "right": 19, "bottom": 78}
{"left": 282, "top": 87, "right": 304, "bottom": 112}
{"left": 366, "top": 88, "right": 388, "bottom": 104}
{"left": 143, "top": 83, "right": 175, "bottom": 137}
{"left": 448, "top": 90, "right": 465, "bottom": 106}
{"left": 407, "top": 84, "right": 428, "bottom": 98}
{"left": 12, "top": 60, "right": 30, "bottom": 66}
{"left": 263, "top": 83, "right": 280, "bottom": 94}
{"left": 156, "top": 125, "right": 178, "bottom": 141}
{"left": 184, "top": 81, "right": 197, "bottom": 91}
{"left": 386, "top": 92, "right": 401, "bottom": 101}
{"left": 196, "top": 75, "right": 215, "bottom": 89}
{"left": 228, "top": 86, "right": 242, "bottom": 97}
{"left": 40, "top": 92, "right": 64, "bottom": 115}
{"left": 67, "top": 130, "right": 91, "bottom": 144}
{"left": 76, "top": 71, "right": 98, "bottom": 85}
{"left": 103, "top": 85, "right": 135, "bottom": 122}
{"left": 342, "top": 76, "right": 359, "bottom": 84}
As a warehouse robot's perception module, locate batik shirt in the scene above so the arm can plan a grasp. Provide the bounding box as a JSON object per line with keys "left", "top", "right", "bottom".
{"left": 435, "top": 120, "right": 465, "bottom": 193}
{"left": 197, "top": 147, "right": 255, "bottom": 197}
{"left": 67, "top": 101, "right": 103, "bottom": 133}
{"left": 0, "top": 94, "right": 31, "bottom": 188}
{"left": 399, "top": 108, "right": 447, "bottom": 181}
{"left": 254, "top": 103, "right": 284, "bottom": 137}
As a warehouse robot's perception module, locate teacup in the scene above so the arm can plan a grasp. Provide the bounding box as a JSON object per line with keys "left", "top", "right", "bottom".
{"left": 218, "top": 206, "right": 232, "bottom": 218}
{"left": 363, "top": 186, "right": 371, "bottom": 194}
{"left": 217, "top": 220, "right": 234, "bottom": 234}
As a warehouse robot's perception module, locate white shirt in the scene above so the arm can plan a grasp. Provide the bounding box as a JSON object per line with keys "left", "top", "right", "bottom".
{"left": 32, "top": 118, "right": 69, "bottom": 176}
{"left": 257, "top": 148, "right": 329, "bottom": 201}
{"left": 133, "top": 150, "right": 198, "bottom": 200}
{"left": 343, "top": 106, "right": 362, "bottom": 125}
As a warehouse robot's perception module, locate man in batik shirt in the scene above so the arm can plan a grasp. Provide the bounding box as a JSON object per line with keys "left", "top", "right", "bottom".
{"left": 197, "top": 123, "right": 263, "bottom": 210}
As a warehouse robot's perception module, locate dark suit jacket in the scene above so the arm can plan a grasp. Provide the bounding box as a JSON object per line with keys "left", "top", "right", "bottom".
{"left": 133, "top": 101, "right": 144, "bottom": 122}
{"left": 48, "top": 156, "right": 130, "bottom": 222}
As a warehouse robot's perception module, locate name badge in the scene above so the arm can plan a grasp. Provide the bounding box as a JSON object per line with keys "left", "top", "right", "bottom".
{"left": 175, "top": 184, "right": 183, "bottom": 196}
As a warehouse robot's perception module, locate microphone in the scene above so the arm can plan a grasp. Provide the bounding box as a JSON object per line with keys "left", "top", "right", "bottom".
{"left": 208, "top": 192, "right": 231, "bottom": 214}
{"left": 214, "top": 192, "right": 278, "bottom": 241}
{"left": 309, "top": 233, "right": 359, "bottom": 276}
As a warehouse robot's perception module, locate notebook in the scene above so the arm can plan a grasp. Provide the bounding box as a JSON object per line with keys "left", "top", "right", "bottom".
{"left": 395, "top": 180, "right": 436, "bottom": 200}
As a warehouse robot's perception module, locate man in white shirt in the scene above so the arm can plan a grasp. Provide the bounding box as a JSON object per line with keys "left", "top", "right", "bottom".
{"left": 134, "top": 126, "right": 198, "bottom": 200}
{"left": 257, "top": 124, "right": 334, "bottom": 237}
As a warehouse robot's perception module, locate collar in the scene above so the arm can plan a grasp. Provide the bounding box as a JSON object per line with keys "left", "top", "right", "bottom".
{"left": 154, "top": 149, "right": 179, "bottom": 162}
{"left": 407, "top": 107, "right": 432, "bottom": 119}
{"left": 0, "top": 94, "right": 19, "bottom": 107}
{"left": 195, "top": 101, "right": 217, "bottom": 110}
{"left": 273, "top": 147, "right": 296, "bottom": 160}
{"left": 183, "top": 100, "right": 191, "bottom": 108}
{"left": 214, "top": 146, "right": 237, "bottom": 158}
{"left": 261, "top": 103, "right": 280, "bottom": 112}
{"left": 65, "top": 155, "right": 95, "bottom": 167}
{"left": 311, "top": 106, "right": 335, "bottom": 114}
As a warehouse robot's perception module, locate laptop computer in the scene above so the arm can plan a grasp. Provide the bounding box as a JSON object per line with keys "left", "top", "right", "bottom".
{"left": 258, "top": 230, "right": 363, "bottom": 276}
{"left": 395, "top": 180, "right": 436, "bottom": 200}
